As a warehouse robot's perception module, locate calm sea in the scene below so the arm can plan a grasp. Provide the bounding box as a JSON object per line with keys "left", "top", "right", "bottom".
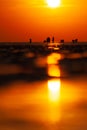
{"left": 0, "top": 43, "right": 87, "bottom": 130}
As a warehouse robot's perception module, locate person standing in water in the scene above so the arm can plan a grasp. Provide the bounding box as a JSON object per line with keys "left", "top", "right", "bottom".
{"left": 29, "top": 38, "right": 32, "bottom": 43}
{"left": 52, "top": 37, "right": 54, "bottom": 43}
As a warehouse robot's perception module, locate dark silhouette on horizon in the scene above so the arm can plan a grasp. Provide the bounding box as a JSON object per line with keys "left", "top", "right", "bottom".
{"left": 44, "top": 37, "right": 54, "bottom": 43}
{"left": 72, "top": 39, "right": 78, "bottom": 43}
{"left": 46, "top": 37, "right": 51, "bottom": 43}
{"left": 43, "top": 40, "right": 47, "bottom": 43}
{"left": 60, "top": 39, "right": 64, "bottom": 43}
{"left": 29, "top": 38, "right": 32, "bottom": 43}
{"left": 52, "top": 37, "right": 54, "bottom": 43}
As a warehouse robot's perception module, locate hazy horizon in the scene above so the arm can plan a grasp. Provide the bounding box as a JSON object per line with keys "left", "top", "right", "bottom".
{"left": 0, "top": 0, "right": 87, "bottom": 42}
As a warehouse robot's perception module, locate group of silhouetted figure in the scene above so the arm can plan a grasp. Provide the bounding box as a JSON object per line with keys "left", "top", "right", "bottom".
{"left": 29, "top": 37, "right": 78, "bottom": 44}
{"left": 72, "top": 39, "right": 78, "bottom": 43}
{"left": 43, "top": 37, "right": 55, "bottom": 43}
{"left": 29, "top": 37, "right": 55, "bottom": 43}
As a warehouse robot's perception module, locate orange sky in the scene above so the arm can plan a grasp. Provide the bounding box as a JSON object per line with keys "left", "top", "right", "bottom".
{"left": 0, "top": 0, "right": 87, "bottom": 42}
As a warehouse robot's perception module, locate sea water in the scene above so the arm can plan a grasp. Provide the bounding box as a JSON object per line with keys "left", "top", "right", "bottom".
{"left": 0, "top": 43, "right": 87, "bottom": 130}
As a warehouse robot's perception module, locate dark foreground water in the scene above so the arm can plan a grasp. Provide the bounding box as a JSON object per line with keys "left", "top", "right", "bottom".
{"left": 0, "top": 45, "right": 87, "bottom": 130}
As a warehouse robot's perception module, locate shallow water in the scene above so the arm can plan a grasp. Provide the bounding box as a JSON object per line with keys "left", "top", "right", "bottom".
{"left": 0, "top": 49, "right": 87, "bottom": 130}
{"left": 0, "top": 76, "right": 87, "bottom": 130}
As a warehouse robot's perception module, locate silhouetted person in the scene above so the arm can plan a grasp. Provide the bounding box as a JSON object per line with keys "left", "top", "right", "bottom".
{"left": 60, "top": 39, "right": 64, "bottom": 43}
{"left": 52, "top": 37, "right": 54, "bottom": 43}
{"left": 29, "top": 38, "right": 32, "bottom": 43}
{"left": 47, "top": 37, "right": 50, "bottom": 43}
{"left": 43, "top": 40, "right": 46, "bottom": 43}
{"left": 75, "top": 39, "right": 78, "bottom": 43}
{"left": 72, "top": 40, "right": 75, "bottom": 43}
{"left": 72, "top": 39, "right": 78, "bottom": 43}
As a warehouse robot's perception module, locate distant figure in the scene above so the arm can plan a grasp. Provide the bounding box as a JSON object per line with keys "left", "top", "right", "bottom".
{"left": 72, "top": 39, "right": 78, "bottom": 43}
{"left": 52, "top": 37, "right": 54, "bottom": 43}
{"left": 29, "top": 38, "right": 32, "bottom": 43}
{"left": 72, "top": 40, "right": 75, "bottom": 43}
{"left": 75, "top": 39, "right": 78, "bottom": 43}
{"left": 47, "top": 37, "right": 50, "bottom": 43}
{"left": 60, "top": 39, "right": 64, "bottom": 43}
{"left": 43, "top": 40, "right": 46, "bottom": 43}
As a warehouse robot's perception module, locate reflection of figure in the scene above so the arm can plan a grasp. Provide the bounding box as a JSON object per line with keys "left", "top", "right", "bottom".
{"left": 52, "top": 37, "right": 54, "bottom": 43}
{"left": 47, "top": 37, "right": 50, "bottom": 43}
{"left": 29, "top": 38, "right": 32, "bottom": 43}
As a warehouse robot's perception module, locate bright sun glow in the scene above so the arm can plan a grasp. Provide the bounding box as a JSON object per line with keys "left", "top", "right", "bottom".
{"left": 47, "top": 0, "right": 61, "bottom": 8}
{"left": 48, "top": 79, "right": 61, "bottom": 102}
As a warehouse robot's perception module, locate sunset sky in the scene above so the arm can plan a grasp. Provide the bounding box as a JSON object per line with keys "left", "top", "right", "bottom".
{"left": 0, "top": 0, "right": 87, "bottom": 42}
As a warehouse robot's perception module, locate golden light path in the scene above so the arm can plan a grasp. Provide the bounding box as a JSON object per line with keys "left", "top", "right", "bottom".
{"left": 47, "top": 53, "right": 61, "bottom": 123}
{"left": 46, "top": 0, "right": 61, "bottom": 8}
{"left": 47, "top": 79, "right": 61, "bottom": 123}
{"left": 47, "top": 53, "right": 61, "bottom": 102}
{"left": 47, "top": 53, "right": 61, "bottom": 77}
{"left": 48, "top": 79, "right": 61, "bottom": 102}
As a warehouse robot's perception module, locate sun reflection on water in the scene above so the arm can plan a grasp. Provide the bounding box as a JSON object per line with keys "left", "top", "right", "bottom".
{"left": 47, "top": 53, "right": 61, "bottom": 64}
{"left": 48, "top": 79, "right": 61, "bottom": 102}
{"left": 47, "top": 53, "right": 61, "bottom": 77}
{"left": 47, "top": 79, "right": 61, "bottom": 123}
{"left": 48, "top": 64, "right": 60, "bottom": 77}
